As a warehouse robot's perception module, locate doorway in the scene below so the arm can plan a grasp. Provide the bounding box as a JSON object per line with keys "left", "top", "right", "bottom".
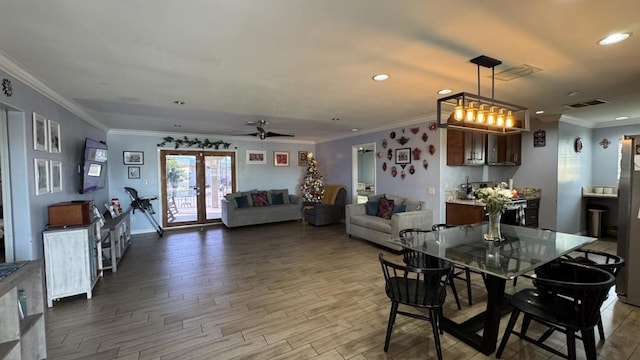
{"left": 160, "top": 150, "right": 236, "bottom": 227}
{"left": 352, "top": 143, "right": 376, "bottom": 204}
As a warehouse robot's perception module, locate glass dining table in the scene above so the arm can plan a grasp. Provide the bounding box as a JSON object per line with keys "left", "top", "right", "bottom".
{"left": 390, "top": 222, "right": 596, "bottom": 355}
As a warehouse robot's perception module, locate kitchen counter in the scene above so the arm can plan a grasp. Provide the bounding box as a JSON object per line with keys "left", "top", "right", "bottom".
{"left": 582, "top": 186, "right": 617, "bottom": 199}
{"left": 446, "top": 198, "right": 484, "bottom": 206}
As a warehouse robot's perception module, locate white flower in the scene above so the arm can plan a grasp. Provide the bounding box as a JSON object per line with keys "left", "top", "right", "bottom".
{"left": 474, "top": 183, "right": 513, "bottom": 214}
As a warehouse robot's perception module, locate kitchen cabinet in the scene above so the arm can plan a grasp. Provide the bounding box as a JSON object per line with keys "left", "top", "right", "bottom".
{"left": 43, "top": 221, "right": 102, "bottom": 307}
{"left": 447, "top": 129, "right": 486, "bottom": 166}
{"left": 487, "top": 134, "right": 522, "bottom": 166}
{"left": 0, "top": 260, "right": 47, "bottom": 359}
{"left": 446, "top": 203, "right": 487, "bottom": 225}
{"left": 524, "top": 198, "right": 540, "bottom": 228}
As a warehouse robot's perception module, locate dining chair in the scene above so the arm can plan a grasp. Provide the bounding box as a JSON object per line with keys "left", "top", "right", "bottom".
{"left": 399, "top": 228, "right": 462, "bottom": 310}
{"left": 496, "top": 260, "right": 616, "bottom": 360}
{"left": 560, "top": 248, "right": 625, "bottom": 340}
{"left": 432, "top": 223, "right": 481, "bottom": 305}
{"left": 378, "top": 253, "right": 451, "bottom": 360}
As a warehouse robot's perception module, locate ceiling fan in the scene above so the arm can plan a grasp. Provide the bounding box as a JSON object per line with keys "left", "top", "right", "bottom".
{"left": 246, "top": 120, "right": 295, "bottom": 140}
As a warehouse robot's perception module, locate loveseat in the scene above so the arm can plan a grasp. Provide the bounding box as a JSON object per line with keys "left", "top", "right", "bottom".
{"left": 221, "top": 189, "right": 302, "bottom": 228}
{"left": 345, "top": 194, "right": 433, "bottom": 251}
{"left": 303, "top": 184, "right": 347, "bottom": 226}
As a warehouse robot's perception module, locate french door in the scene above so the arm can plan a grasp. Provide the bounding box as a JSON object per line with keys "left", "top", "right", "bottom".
{"left": 160, "top": 150, "right": 235, "bottom": 227}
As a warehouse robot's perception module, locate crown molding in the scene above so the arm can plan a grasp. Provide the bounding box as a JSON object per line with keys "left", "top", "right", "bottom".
{"left": 316, "top": 113, "right": 437, "bottom": 144}
{"left": 0, "top": 50, "right": 108, "bottom": 131}
{"left": 107, "top": 128, "right": 315, "bottom": 145}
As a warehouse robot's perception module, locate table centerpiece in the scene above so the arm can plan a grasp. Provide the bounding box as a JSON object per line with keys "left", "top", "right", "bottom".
{"left": 475, "top": 182, "right": 515, "bottom": 241}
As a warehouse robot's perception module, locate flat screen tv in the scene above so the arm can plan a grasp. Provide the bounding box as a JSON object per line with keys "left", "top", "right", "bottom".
{"left": 80, "top": 138, "right": 108, "bottom": 194}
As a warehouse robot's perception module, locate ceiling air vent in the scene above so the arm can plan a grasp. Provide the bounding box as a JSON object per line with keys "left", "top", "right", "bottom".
{"left": 493, "top": 64, "right": 542, "bottom": 81}
{"left": 564, "top": 98, "right": 610, "bottom": 109}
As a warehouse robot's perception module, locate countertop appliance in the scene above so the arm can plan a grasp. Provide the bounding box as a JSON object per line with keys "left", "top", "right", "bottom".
{"left": 617, "top": 134, "right": 640, "bottom": 306}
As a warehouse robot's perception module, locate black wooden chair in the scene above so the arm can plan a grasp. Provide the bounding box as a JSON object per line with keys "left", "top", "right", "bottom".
{"left": 560, "top": 248, "right": 624, "bottom": 340}
{"left": 399, "top": 228, "right": 462, "bottom": 310}
{"left": 432, "top": 223, "right": 482, "bottom": 305}
{"left": 496, "top": 260, "right": 616, "bottom": 360}
{"left": 378, "top": 253, "right": 451, "bottom": 360}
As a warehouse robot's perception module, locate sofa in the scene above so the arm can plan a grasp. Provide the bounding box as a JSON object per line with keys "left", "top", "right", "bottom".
{"left": 345, "top": 194, "right": 433, "bottom": 251}
{"left": 303, "top": 184, "right": 347, "bottom": 226}
{"left": 221, "top": 189, "right": 302, "bottom": 228}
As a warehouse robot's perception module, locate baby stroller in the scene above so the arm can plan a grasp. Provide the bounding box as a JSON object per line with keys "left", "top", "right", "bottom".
{"left": 124, "top": 187, "right": 164, "bottom": 236}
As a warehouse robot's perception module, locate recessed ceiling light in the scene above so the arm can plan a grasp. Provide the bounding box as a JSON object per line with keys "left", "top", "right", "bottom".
{"left": 351, "top": 128, "right": 358, "bottom": 132}
{"left": 332, "top": 118, "right": 340, "bottom": 121}
{"left": 173, "top": 100, "right": 185, "bottom": 105}
{"left": 372, "top": 74, "right": 390, "bottom": 81}
{"left": 535, "top": 110, "right": 545, "bottom": 115}
{"left": 598, "top": 32, "right": 632, "bottom": 46}
{"left": 438, "top": 89, "right": 453, "bottom": 95}
{"left": 615, "top": 116, "right": 629, "bottom": 120}
{"left": 567, "top": 91, "right": 580, "bottom": 97}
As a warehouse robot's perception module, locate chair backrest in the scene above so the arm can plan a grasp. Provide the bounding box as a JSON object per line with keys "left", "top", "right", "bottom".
{"left": 533, "top": 260, "right": 616, "bottom": 327}
{"left": 563, "top": 248, "right": 625, "bottom": 278}
{"left": 432, "top": 223, "right": 455, "bottom": 231}
{"left": 399, "top": 229, "right": 440, "bottom": 268}
{"left": 124, "top": 187, "right": 140, "bottom": 201}
{"left": 378, "top": 253, "right": 450, "bottom": 308}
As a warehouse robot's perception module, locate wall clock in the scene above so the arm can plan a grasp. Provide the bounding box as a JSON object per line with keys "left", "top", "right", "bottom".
{"left": 574, "top": 137, "right": 583, "bottom": 153}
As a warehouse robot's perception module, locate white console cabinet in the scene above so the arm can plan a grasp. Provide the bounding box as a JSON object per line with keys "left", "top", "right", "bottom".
{"left": 43, "top": 221, "right": 102, "bottom": 307}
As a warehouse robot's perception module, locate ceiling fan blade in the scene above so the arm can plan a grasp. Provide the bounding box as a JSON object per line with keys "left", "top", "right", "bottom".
{"left": 266, "top": 131, "right": 295, "bottom": 137}
{"left": 257, "top": 126, "right": 267, "bottom": 133}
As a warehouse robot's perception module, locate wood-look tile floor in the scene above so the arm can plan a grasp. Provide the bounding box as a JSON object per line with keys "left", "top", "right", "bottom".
{"left": 45, "top": 222, "right": 640, "bottom": 359}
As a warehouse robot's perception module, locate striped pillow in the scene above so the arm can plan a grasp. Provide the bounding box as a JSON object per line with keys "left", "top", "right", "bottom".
{"left": 251, "top": 192, "right": 270, "bottom": 207}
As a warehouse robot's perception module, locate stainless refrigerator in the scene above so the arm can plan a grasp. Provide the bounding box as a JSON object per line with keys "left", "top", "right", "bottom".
{"left": 617, "top": 134, "right": 640, "bottom": 306}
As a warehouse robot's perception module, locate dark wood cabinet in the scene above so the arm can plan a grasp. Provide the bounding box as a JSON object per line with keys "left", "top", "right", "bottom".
{"left": 447, "top": 129, "right": 486, "bottom": 166}
{"left": 524, "top": 198, "right": 540, "bottom": 228}
{"left": 446, "top": 203, "right": 487, "bottom": 225}
{"left": 487, "top": 133, "right": 522, "bottom": 166}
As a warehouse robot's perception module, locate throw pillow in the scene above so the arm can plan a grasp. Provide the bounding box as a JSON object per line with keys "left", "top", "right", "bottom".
{"left": 392, "top": 204, "right": 406, "bottom": 214}
{"left": 366, "top": 201, "right": 379, "bottom": 216}
{"left": 235, "top": 195, "right": 250, "bottom": 208}
{"left": 377, "top": 198, "right": 394, "bottom": 219}
{"left": 251, "top": 192, "right": 270, "bottom": 207}
{"left": 271, "top": 192, "right": 284, "bottom": 205}
{"left": 270, "top": 189, "right": 290, "bottom": 204}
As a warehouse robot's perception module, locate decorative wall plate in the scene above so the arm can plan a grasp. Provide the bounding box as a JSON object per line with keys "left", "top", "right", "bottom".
{"left": 397, "top": 136, "right": 409, "bottom": 145}
{"left": 423, "top": 159, "right": 429, "bottom": 170}
{"left": 409, "top": 165, "right": 415, "bottom": 174}
{"left": 387, "top": 149, "right": 393, "bottom": 160}
{"left": 382, "top": 162, "right": 387, "bottom": 171}
{"left": 411, "top": 127, "right": 420, "bottom": 134}
{"left": 574, "top": 137, "right": 583, "bottom": 153}
{"left": 412, "top": 147, "right": 422, "bottom": 160}
{"left": 422, "top": 132, "right": 428, "bottom": 142}
{"left": 382, "top": 139, "right": 388, "bottom": 148}
{"left": 401, "top": 171, "right": 406, "bottom": 180}
{"left": 390, "top": 131, "right": 396, "bottom": 139}
{"left": 429, "top": 144, "right": 436, "bottom": 155}
{"left": 391, "top": 166, "right": 397, "bottom": 177}
{"left": 376, "top": 151, "right": 383, "bottom": 158}
{"left": 429, "top": 122, "right": 437, "bottom": 131}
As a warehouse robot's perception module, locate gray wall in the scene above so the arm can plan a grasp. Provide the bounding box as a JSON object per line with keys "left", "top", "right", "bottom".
{"left": 0, "top": 69, "right": 108, "bottom": 261}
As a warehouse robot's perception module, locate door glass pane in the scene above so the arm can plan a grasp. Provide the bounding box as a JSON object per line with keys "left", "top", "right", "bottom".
{"left": 204, "top": 155, "right": 232, "bottom": 220}
{"left": 166, "top": 155, "right": 197, "bottom": 223}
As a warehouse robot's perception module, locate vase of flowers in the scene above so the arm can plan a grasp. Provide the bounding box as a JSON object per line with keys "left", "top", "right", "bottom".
{"left": 475, "top": 182, "right": 514, "bottom": 241}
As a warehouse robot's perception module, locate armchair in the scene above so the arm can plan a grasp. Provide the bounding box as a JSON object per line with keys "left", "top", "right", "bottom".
{"left": 303, "top": 185, "right": 347, "bottom": 226}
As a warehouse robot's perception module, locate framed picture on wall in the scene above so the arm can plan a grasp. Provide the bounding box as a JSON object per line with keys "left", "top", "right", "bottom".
{"left": 395, "top": 148, "right": 411, "bottom": 165}
{"left": 50, "top": 160, "right": 62, "bottom": 193}
{"left": 128, "top": 166, "right": 140, "bottom": 179}
{"left": 298, "top": 151, "right": 309, "bottom": 166}
{"left": 246, "top": 150, "right": 266, "bottom": 165}
{"left": 34, "top": 158, "right": 50, "bottom": 195}
{"left": 123, "top": 151, "right": 144, "bottom": 165}
{"left": 274, "top": 151, "right": 289, "bottom": 167}
{"left": 33, "top": 112, "right": 48, "bottom": 151}
{"left": 48, "top": 119, "right": 61, "bottom": 153}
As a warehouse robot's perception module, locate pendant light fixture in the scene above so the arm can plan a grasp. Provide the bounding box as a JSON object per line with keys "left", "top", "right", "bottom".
{"left": 436, "top": 55, "right": 529, "bottom": 134}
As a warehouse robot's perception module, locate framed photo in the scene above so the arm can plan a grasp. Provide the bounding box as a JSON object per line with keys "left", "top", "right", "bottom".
{"left": 246, "top": 150, "right": 266, "bottom": 165}
{"left": 34, "top": 158, "right": 50, "bottom": 195}
{"left": 395, "top": 147, "right": 411, "bottom": 164}
{"left": 128, "top": 166, "right": 141, "bottom": 179}
{"left": 50, "top": 160, "right": 62, "bottom": 193}
{"left": 48, "top": 119, "right": 61, "bottom": 153}
{"left": 274, "top": 151, "right": 290, "bottom": 167}
{"left": 123, "top": 151, "right": 144, "bottom": 165}
{"left": 33, "top": 112, "right": 48, "bottom": 151}
{"left": 298, "top": 151, "right": 309, "bottom": 167}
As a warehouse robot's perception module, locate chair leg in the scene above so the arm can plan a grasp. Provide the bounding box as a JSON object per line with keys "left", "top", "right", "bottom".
{"left": 566, "top": 329, "right": 577, "bottom": 360}
{"left": 496, "top": 309, "right": 520, "bottom": 358}
{"left": 520, "top": 314, "right": 532, "bottom": 337}
{"left": 447, "top": 271, "right": 462, "bottom": 310}
{"left": 384, "top": 301, "right": 399, "bottom": 352}
{"left": 465, "top": 267, "right": 473, "bottom": 305}
{"left": 597, "top": 315, "right": 605, "bottom": 340}
{"left": 429, "top": 308, "right": 443, "bottom": 360}
{"left": 582, "top": 328, "right": 598, "bottom": 360}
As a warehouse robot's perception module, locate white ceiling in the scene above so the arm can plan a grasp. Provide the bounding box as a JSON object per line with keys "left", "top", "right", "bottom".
{"left": 1, "top": 0, "right": 639, "bottom": 141}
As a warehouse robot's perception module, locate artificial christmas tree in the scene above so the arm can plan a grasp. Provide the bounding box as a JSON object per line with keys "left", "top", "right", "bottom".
{"left": 300, "top": 152, "right": 324, "bottom": 202}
